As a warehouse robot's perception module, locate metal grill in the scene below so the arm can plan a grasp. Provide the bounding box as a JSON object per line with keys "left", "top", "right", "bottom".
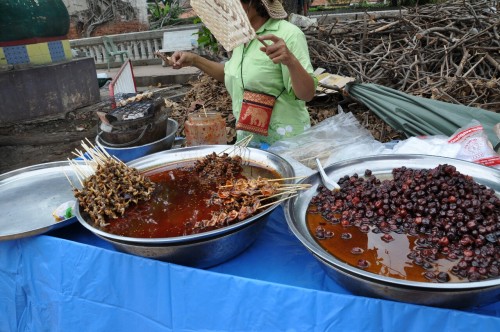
{"left": 106, "top": 93, "right": 155, "bottom": 125}
{"left": 110, "top": 102, "right": 154, "bottom": 122}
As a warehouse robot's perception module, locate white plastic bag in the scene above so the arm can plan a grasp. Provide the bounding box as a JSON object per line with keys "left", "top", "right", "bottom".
{"left": 386, "top": 136, "right": 461, "bottom": 157}
{"left": 448, "top": 120, "right": 500, "bottom": 168}
{"left": 386, "top": 120, "right": 500, "bottom": 169}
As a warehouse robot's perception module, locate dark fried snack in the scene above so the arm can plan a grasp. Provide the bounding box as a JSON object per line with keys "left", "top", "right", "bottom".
{"left": 192, "top": 152, "right": 243, "bottom": 186}
{"left": 74, "top": 159, "right": 155, "bottom": 227}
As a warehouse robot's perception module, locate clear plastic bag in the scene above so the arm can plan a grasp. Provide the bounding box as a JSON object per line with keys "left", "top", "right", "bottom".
{"left": 268, "top": 108, "right": 385, "bottom": 175}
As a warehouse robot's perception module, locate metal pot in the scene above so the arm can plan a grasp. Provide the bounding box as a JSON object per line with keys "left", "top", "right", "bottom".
{"left": 96, "top": 118, "right": 178, "bottom": 162}
{"left": 284, "top": 154, "right": 500, "bottom": 308}
{"left": 75, "top": 145, "right": 295, "bottom": 268}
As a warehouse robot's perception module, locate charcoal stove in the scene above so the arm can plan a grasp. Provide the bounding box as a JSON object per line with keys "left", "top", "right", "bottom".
{"left": 99, "top": 93, "right": 169, "bottom": 148}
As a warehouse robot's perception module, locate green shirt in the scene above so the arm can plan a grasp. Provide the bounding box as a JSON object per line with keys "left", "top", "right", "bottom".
{"left": 224, "top": 19, "right": 316, "bottom": 147}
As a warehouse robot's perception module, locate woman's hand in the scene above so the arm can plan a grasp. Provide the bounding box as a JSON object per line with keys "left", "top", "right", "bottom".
{"left": 257, "top": 34, "right": 316, "bottom": 102}
{"left": 258, "top": 34, "right": 295, "bottom": 66}
{"left": 170, "top": 51, "right": 225, "bottom": 82}
{"left": 170, "top": 51, "right": 196, "bottom": 69}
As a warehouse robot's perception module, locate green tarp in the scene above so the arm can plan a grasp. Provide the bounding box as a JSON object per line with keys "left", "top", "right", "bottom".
{"left": 345, "top": 83, "right": 500, "bottom": 149}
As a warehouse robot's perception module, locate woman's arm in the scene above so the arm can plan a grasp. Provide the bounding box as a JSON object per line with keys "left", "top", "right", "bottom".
{"left": 258, "top": 35, "right": 315, "bottom": 102}
{"left": 170, "top": 51, "right": 225, "bottom": 82}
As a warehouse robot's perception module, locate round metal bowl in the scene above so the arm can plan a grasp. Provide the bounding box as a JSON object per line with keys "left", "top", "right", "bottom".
{"left": 96, "top": 118, "right": 178, "bottom": 163}
{"left": 284, "top": 154, "right": 500, "bottom": 308}
{"left": 75, "top": 145, "right": 295, "bottom": 268}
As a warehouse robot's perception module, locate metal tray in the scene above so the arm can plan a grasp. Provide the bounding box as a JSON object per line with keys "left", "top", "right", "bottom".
{"left": 0, "top": 161, "right": 91, "bottom": 241}
{"left": 284, "top": 154, "right": 500, "bottom": 308}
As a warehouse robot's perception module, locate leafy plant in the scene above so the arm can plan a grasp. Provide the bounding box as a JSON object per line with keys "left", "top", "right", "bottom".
{"left": 193, "top": 17, "right": 219, "bottom": 55}
{"left": 148, "top": 0, "right": 168, "bottom": 20}
{"left": 148, "top": 0, "right": 182, "bottom": 28}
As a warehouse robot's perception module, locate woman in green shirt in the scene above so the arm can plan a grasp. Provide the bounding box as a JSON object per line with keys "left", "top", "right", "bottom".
{"left": 170, "top": 0, "right": 316, "bottom": 148}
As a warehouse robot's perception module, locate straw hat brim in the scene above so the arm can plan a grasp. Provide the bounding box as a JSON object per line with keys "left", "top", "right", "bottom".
{"left": 261, "top": 0, "right": 288, "bottom": 19}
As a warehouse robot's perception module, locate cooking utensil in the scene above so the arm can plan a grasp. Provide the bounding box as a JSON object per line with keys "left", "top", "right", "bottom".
{"left": 75, "top": 145, "right": 295, "bottom": 268}
{"left": 315, "top": 158, "right": 340, "bottom": 191}
{"left": 285, "top": 154, "right": 500, "bottom": 308}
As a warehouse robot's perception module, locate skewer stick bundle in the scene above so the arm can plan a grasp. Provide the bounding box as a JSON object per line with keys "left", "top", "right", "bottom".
{"left": 65, "top": 141, "right": 155, "bottom": 227}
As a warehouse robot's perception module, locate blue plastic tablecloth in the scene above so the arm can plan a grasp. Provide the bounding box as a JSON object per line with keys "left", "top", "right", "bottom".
{"left": 1, "top": 206, "right": 499, "bottom": 331}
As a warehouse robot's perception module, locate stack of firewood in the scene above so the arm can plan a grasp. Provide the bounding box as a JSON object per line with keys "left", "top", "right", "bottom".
{"left": 168, "top": 0, "right": 499, "bottom": 143}
{"left": 306, "top": 0, "right": 500, "bottom": 111}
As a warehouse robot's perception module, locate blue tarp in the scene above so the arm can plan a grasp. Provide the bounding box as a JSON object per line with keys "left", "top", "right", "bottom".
{"left": 1, "top": 206, "right": 499, "bottom": 331}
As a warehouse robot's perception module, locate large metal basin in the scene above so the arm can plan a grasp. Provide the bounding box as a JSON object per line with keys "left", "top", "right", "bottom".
{"left": 75, "top": 145, "right": 295, "bottom": 268}
{"left": 284, "top": 154, "right": 500, "bottom": 308}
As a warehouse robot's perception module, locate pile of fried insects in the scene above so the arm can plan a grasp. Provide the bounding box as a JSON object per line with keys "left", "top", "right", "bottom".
{"left": 64, "top": 139, "right": 155, "bottom": 227}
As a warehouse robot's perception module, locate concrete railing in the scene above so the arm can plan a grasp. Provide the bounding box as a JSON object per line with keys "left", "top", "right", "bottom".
{"left": 70, "top": 24, "right": 201, "bottom": 68}
{"left": 69, "top": 11, "right": 405, "bottom": 68}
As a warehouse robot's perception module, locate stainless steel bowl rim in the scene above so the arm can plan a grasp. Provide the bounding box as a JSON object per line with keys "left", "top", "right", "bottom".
{"left": 284, "top": 154, "right": 500, "bottom": 291}
{"left": 76, "top": 145, "right": 295, "bottom": 244}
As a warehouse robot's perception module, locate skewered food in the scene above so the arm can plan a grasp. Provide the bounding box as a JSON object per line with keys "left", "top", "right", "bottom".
{"left": 66, "top": 140, "right": 155, "bottom": 227}
{"left": 67, "top": 139, "right": 307, "bottom": 238}
{"left": 196, "top": 177, "right": 282, "bottom": 230}
{"left": 193, "top": 152, "right": 244, "bottom": 186}
{"left": 73, "top": 159, "right": 154, "bottom": 227}
{"left": 98, "top": 159, "right": 291, "bottom": 237}
{"left": 154, "top": 51, "right": 171, "bottom": 65}
{"left": 116, "top": 91, "right": 153, "bottom": 107}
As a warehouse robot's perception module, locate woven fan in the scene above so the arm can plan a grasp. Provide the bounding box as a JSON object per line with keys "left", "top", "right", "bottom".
{"left": 191, "top": 0, "right": 256, "bottom": 51}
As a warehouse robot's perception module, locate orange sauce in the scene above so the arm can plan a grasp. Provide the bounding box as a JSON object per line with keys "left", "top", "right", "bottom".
{"left": 306, "top": 206, "right": 463, "bottom": 283}
{"left": 102, "top": 160, "right": 280, "bottom": 238}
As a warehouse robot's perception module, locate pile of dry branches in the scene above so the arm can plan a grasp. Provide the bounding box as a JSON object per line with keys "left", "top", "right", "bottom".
{"left": 307, "top": 0, "right": 500, "bottom": 111}
{"left": 168, "top": 0, "right": 499, "bottom": 143}
{"left": 74, "top": 0, "right": 137, "bottom": 37}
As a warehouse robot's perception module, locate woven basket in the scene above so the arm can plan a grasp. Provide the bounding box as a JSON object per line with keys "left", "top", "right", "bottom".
{"left": 191, "top": 0, "right": 255, "bottom": 51}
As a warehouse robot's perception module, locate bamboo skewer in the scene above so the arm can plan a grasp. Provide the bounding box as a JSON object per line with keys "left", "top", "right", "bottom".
{"left": 258, "top": 190, "right": 297, "bottom": 201}
{"left": 62, "top": 167, "right": 77, "bottom": 189}
{"left": 66, "top": 139, "right": 132, "bottom": 187}
{"left": 218, "top": 176, "right": 308, "bottom": 188}
{"left": 258, "top": 194, "right": 298, "bottom": 210}
{"left": 265, "top": 176, "right": 307, "bottom": 182}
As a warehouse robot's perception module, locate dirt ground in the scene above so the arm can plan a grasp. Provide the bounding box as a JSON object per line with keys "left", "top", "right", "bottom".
{"left": 0, "top": 96, "right": 104, "bottom": 174}
{"left": 0, "top": 85, "right": 189, "bottom": 174}
{"left": 0, "top": 20, "right": 176, "bottom": 174}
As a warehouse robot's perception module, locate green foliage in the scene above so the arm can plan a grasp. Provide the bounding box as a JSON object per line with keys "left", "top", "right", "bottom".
{"left": 193, "top": 17, "right": 219, "bottom": 54}
{"left": 148, "top": 0, "right": 182, "bottom": 27}
{"left": 148, "top": 3, "right": 168, "bottom": 20}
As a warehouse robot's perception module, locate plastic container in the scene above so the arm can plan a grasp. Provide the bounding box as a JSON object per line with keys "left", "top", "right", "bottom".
{"left": 184, "top": 112, "right": 227, "bottom": 146}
